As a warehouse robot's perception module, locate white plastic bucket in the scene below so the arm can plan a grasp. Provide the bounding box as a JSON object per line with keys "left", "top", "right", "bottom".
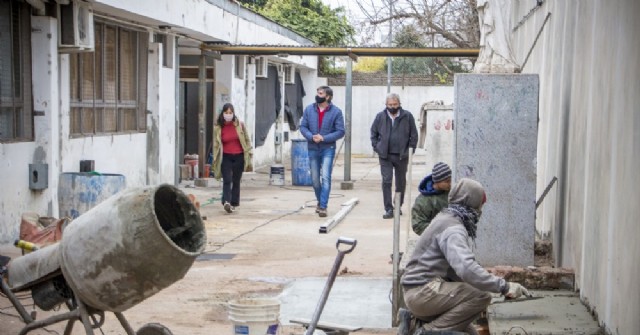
{"left": 228, "top": 298, "right": 280, "bottom": 335}
{"left": 269, "top": 164, "right": 285, "bottom": 186}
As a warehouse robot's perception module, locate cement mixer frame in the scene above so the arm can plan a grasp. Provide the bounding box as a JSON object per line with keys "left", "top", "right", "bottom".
{"left": 0, "top": 184, "right": 206, "bottom": 335}
{"left": 0, "top": 254, "right": 173, "bottom": 335}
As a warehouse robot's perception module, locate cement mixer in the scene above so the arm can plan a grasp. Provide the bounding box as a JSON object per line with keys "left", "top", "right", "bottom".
{"left": 0, "top": 184, "right": 206, "bottom": 335}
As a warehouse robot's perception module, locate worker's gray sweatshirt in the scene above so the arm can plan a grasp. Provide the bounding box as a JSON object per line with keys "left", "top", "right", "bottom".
{"left": 401, "top": 179, "right": 507, "bottom": 294}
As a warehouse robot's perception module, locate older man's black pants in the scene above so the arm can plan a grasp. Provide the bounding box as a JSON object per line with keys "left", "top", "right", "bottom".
{"left": 379, "top": 153, "right": 408, "bottom": 212}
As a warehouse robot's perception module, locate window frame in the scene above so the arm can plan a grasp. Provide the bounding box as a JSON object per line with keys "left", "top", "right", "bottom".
{"left": 69, "top": 19, "right": 148, "bottom": 137}
{"left": 0, "top": 0, "right": 33, "bottom": 143}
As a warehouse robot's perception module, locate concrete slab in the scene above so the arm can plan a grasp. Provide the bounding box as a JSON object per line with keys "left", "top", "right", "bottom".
{"left": 488, "top": 290, "right": 601, "bottom": 335}
{"left": 279, "top": 277, "right": 393, "bottom": 329}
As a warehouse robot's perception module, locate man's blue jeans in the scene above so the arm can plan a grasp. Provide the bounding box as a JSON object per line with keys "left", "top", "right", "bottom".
{"left": 308, "top": 146, "right": 335, "bottom": 209}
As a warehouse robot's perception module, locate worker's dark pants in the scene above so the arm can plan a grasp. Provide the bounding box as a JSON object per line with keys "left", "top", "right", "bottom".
{"left": 379, "top": 154, "right": 408, "bottom": 212}
{"left": 221, "top": 153, "right": 244, "bottom": 206}
{"left": 403, "top": 278, "right": 491, "bottom": 332}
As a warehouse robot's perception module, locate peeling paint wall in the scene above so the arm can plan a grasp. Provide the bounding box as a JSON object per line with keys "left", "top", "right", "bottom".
{"left": 512, "top": 1, "right": 640, "bottom": 333}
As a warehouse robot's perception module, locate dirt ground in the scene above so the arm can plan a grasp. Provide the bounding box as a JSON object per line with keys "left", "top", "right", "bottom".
{"left": 1, "top": 157, "right": 552, "bottom": 335}
{"left": 1, "top": 158, "right": 403, "bottom": 335}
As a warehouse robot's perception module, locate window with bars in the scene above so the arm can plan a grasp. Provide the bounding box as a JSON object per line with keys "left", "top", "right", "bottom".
{"left": 0, "top": 0, "right": 33, "bottom": 142}
{"left": 69, "top": 20, "right": 148, "bottom": 136}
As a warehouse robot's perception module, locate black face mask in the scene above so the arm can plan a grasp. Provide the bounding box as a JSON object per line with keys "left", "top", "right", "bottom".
{"left": 387, "top": 107, "right": 399, "bottom": 114}
{"left": 315, "top": 95, "right": 327, "bottom": 104}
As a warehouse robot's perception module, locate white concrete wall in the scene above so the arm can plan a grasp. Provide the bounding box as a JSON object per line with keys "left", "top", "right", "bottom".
{"left": 146, "top": 42, "right": 178, "bottom": 185}
{"left": 512, "top": 1, "right": 640, "bottom": 333}
{"left": 328, "top": 86, "right": 454, "bottom": 155}
{"left": 0, "top": 17, "right": 59, "bottom": 241}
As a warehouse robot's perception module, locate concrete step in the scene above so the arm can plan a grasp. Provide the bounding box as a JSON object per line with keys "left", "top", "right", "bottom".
{"left": 487, "top": 290, "right": 602, "bottom": 335}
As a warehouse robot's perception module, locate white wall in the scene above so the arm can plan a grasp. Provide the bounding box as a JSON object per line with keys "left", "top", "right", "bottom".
{"left": 146, "top": 42, "right": 178, "bottom": 185}
{"left": 0, "top": 17, "right": 59, "bottom": 242}
{"left": 512, "top": 1, "right": 640, "bottom": 333}
{"left": 329, "top": 86, "right": 454, "bottom": 155}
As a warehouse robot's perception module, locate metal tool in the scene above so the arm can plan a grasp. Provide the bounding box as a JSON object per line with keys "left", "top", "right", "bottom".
{"left": 492, "top": 296, "right": 544, "bottom": 304}
{"left": 304, "top": 237, "right": 357, "bottom": 335}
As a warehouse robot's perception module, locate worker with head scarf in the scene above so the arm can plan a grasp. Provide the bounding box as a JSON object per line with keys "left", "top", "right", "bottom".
{"left": 399, "top": 178, "right": 530, "bottom": 335}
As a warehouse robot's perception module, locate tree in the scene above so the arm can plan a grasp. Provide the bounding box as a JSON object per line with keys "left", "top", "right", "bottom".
{"left": 353, "top": 0, "right": 478, "bottom": 75}
{"left": 391, "top": 25, "right": 469, "bottom": 77}
{"left": 238, "top": 0, "right": 355, "bottom": 46}
{"left": 357, "top": 0, "right": 479, "bottom": 49}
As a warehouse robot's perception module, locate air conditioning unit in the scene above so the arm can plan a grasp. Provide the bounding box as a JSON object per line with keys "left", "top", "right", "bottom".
{"left": 58, "top": 1, "right": 95, "bottom": 52}
{"left": 284, "top": 65, "right": 295, "bottom": 84}
{"left": 255, "top": 56, "right": 268, "bottom": 79}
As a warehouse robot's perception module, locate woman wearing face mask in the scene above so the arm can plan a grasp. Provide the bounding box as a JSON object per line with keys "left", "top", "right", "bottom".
{"left": 211, "top": 103, "right": 253, "bottom": 214}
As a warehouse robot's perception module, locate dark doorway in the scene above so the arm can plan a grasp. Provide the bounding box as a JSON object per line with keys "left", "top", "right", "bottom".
{"left": 180, "top": 82, "right": 214, "bottom": 164}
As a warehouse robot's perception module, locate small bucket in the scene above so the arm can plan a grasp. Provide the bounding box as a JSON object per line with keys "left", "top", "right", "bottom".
{"left": 228, "top": 298, "right": 280, "bottom": 335}
{"left": 269, "top": 164, "right": 285, "bottom": 186}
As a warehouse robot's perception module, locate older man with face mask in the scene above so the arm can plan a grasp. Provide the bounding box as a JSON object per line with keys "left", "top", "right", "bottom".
{"left": 370, "top": 93, "right": 419, "bottom": 219}
{"left": 399, "top": 178, "right": 530, "bottom": 335}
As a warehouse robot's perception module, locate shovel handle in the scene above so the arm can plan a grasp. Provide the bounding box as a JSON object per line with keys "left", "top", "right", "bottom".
{"left": 336, "top": 237, "right": 357, "bottom": 253}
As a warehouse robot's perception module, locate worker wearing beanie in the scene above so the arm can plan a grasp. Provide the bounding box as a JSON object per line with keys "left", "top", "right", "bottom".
{"left": 411, "top": 162, "right": 452, "bottom": 235}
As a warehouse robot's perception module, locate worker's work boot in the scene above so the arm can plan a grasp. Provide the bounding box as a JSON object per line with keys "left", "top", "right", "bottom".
{"left": 397, "top": 308, "right": 413, "bottom": 335}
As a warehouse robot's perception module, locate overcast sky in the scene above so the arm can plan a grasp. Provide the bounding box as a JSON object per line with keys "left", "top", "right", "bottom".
{"left": 321, "top": 0, "right": 391, "bottom": 45}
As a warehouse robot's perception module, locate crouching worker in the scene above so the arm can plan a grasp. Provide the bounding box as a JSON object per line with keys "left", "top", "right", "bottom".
{"left": 399, "top": 178, "right": 530, "bottom": 335}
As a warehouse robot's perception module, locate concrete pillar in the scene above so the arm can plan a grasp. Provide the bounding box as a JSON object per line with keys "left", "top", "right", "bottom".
{"left": 454, "top": 74, "right": 539, "bottom": 266}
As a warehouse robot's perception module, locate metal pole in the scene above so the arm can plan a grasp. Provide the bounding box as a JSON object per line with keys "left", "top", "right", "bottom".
{"left": 174, "top": 36, "right": 181, "bottom": 185}
{"left": 344, "top": 57, "right": 353, "bottom": 182}
{"left": 198, "top": 53, "right": 207, "bottom": 179}
{"left": 386, "top": 0, "right": 393, "bottom": 93}
{"left": 391, "top": 191, "right": 401, "bottom": 326}
{"left": 406, "top": 151, "right": 413, "bottom": 246}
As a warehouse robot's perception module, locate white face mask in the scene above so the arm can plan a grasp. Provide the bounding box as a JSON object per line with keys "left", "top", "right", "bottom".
{"left": 223, "top": 114, "right": 234, "bottom": 122}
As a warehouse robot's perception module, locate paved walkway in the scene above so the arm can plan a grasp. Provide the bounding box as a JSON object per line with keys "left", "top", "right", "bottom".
{"left": 0, "top": 155, "right": 601, "bottom": 334}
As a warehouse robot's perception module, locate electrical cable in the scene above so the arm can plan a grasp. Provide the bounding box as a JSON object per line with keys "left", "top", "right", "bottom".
{"left": 203, "top": 205, "right": 306, "bottom": 254}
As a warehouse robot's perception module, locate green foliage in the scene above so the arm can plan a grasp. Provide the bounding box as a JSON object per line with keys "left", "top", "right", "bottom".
{"left": 238, "top": 0, "right": 354, "bottom": 46}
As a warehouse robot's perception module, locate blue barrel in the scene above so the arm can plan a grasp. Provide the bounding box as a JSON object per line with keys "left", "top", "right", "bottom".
{"left": 58, "top": 172, "right": 126, "bottom": 219}
{"left": 291, "top": 139, "right": 312, "bottom": 186}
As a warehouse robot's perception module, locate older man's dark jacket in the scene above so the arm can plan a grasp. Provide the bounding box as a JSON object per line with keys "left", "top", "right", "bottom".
{"left": 370, "top": 108, "right": 419, "bottom": 160}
